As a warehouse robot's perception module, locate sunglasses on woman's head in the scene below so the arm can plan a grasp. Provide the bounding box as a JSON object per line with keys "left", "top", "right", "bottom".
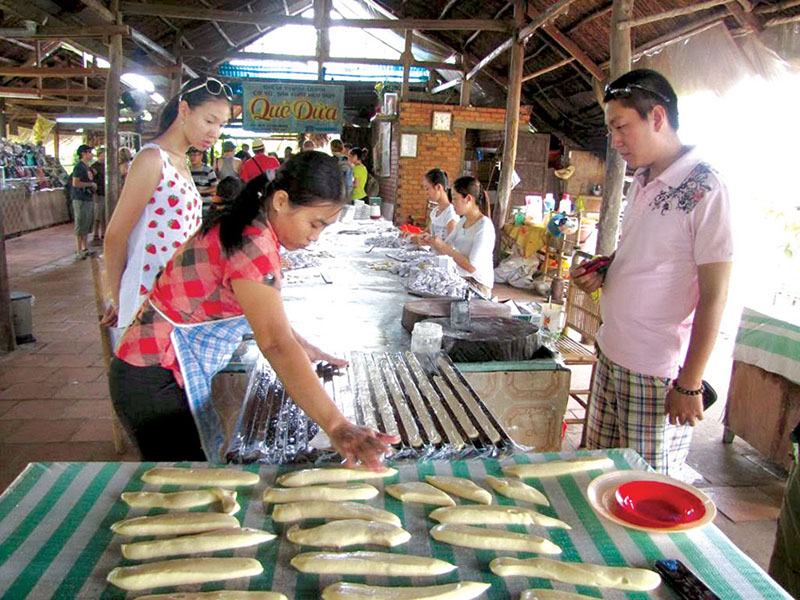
{"left": 603, "top": 82, "right": 672, "bottom": 105}
{"left": 179, "top": 78, "right": 234, "bottom": 102}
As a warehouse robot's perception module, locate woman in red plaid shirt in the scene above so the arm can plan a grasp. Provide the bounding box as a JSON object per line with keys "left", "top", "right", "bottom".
{"left": 112, "top": 152, "right": 399, "bottom": 466}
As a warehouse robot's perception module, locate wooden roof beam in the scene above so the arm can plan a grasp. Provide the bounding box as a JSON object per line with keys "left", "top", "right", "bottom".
{"left": 764, "top": 12, "right": 800, "bottom": 27}
{"left": 80, "top": 0, "right": 198, "bottom": 77}
{"left": 464, "top": 0, "right": 579, "bottom": 83}
{"left": 4, "top": 97, "right": 104, "bottom": 108}
{"left": 186, "top": 50, "right": 460, "bottom": 71}
{"left": 3, "top": 25, "right": 131, "bottom": 39}
{"left": 0, "top": 1, "right": 156, "bottom": 83}
{"left": 0, "top": 66, "right": 182, "bottom": 77}
{"left": 0, "top": 86, "right": 105, "bottom": 97}
{"left": 756, "top": 0, "right": 800, "bottom": 15}
{"left": 431, "top": 78, "right": 462, "bottom": 94}
{"left": 541, "top": 22, "right": 605, "bottom": 81}
{"left": 522, "top": 56, "right": 574, "bottom": 82}
{"left": 617, "top": 0, "right": 731, "bottom": 29}
{"left": 726, "top": 1, "right": 763, "bottom": 30}
{"left": 521, "top": 2, "right": 605, "bottom": 82}
{"left": 566, "top": 2, "right": 613, "bottom": 33}
{"left": 119, "top": 3, "right": 510, "bottom": 31}
{"left": 600, "top": 12, "right": 729, "bottom": 69}
{"left": 0, "top": 37, "right": 35, "bottom": 51}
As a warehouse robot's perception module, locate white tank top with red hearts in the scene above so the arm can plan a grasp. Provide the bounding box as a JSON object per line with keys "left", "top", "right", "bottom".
{"left": 117, "top": 143, "right": 203, "bottom": 329}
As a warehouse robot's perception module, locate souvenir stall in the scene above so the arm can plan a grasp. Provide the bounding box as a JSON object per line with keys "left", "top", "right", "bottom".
{"left": 0, "top": 139, "right": 70, "bottom": 237}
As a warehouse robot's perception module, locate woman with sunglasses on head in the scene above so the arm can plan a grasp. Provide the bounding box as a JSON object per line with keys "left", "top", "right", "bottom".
{"left": 111, "top": 151, "right": 400, "bottom": 466}
{"left": 419, "top": 176, "right": 495, "bottom": 297}
{"left": 102, "top": 77, "right": 234, "bottom": 331}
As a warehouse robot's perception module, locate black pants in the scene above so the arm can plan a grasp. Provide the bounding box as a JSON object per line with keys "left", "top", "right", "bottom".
{"left": 110, "top": 357, "right": 205, "bottom": 461}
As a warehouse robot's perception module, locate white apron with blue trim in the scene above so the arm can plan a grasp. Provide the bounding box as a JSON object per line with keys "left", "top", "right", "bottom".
{"left": 151, "top": 301, "right": 252, "bottom": 462}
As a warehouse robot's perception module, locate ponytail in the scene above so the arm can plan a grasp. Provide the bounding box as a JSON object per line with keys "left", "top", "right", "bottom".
{"left": 452, "top": 176, "right": 489, "bottom": 215}
{"left": 202, "top": 175, "right": 265, "bottom": 252}
{"left": 202, "top": 151, "right": 343, "bottom": 254}
{"left": 157, "top": 96, "right": 181, "bottom": 137}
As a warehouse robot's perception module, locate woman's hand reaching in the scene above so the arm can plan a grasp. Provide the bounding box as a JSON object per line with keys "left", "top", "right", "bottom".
{"left": 329, "top": 421, "right": 400, "bottom": 470}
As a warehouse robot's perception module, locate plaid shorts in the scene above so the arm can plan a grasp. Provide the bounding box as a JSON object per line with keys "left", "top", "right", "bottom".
{"left": 585, "top": 349, "right": 693, "bottom": 476}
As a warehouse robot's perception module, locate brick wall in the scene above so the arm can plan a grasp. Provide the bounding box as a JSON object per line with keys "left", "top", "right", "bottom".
{"left": 390, "top": 102, "right": 530, "bottom": 225}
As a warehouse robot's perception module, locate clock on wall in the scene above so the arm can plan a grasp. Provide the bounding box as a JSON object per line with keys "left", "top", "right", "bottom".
{"left": 432, "top": 110, "right": 452, "bottom": 131}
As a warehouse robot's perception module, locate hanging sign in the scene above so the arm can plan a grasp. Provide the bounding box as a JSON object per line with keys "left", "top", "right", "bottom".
{"left": 242, "top": 82, "right": 345, "bottom": 133}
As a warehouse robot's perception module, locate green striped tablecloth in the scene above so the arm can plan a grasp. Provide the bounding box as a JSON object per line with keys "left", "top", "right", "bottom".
{"left": 0, "top": 449, "right": 791, "bottom": 599}
{"left": 734, "top": 307, "right": 800, "bottom": 386}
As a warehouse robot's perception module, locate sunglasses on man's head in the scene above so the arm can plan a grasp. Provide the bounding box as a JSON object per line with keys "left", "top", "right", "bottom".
{"left": 180, "top": 77, "right": 234, "bottom": 102}
{"left": 603, "top": 82, "right": 672, "bottom": 105}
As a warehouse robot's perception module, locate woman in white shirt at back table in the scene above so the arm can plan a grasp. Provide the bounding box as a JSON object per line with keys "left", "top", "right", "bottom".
{"left": 423, "top": 168, "right": 458, "bottom": 239}
{"left": 420, "top": 176, "right": 495, "bottom": 297}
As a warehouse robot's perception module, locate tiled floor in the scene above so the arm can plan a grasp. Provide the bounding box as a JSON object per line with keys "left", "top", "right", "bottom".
{"left": 0, "top": 223, "right": 788, "bottom": 574}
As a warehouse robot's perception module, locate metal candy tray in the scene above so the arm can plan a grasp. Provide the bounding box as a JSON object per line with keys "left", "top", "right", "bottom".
{"left": 225, "top": 351, "right": 521, "bottom": 464}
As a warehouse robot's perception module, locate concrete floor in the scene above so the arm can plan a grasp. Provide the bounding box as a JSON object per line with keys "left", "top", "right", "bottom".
{"left": 0, "top": 223, "right": 787, "bottom": 574}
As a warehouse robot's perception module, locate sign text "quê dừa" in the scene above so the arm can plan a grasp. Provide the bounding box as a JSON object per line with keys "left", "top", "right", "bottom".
{"left": 249, "top": 97, "right": 339, "bottom": 122}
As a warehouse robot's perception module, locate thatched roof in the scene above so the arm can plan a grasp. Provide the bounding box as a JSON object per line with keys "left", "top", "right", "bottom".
{"left": 0, "top": 0, "right": 796, "bottom": 152}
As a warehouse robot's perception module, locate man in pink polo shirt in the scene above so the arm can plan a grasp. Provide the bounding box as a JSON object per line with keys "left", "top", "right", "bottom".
{"left": 572, "top": 69, "right": 733, "bottom": 475}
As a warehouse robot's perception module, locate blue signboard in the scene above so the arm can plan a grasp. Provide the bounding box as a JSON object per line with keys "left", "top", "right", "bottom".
{"left": 242, "top": 82, "right": 345, "bottom": 133}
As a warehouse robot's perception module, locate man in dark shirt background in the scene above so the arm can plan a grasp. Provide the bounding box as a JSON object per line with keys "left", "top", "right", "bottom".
{"left": 71, "top": 144, "right": 96, "bottom": 259}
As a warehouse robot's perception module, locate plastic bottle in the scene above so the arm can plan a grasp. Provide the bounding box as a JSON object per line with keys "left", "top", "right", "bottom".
{"left": 558, "top": 193, "right": 572, "bottom": 214}
{"left": 543, "top": 193, "right": 556, "bottom": 217}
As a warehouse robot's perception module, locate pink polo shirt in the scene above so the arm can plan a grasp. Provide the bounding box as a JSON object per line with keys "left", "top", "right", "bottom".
{"left": 596, "top": 147, "right": 733, "bottom": 379}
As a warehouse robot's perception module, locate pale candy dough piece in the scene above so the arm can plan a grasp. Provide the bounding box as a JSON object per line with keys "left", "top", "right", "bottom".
{"left": 489, "top": 557, "right": 661, "bottom": 591}
{"left": 429, "top": 505, "right": 570, "bottom": 529}
{"left": 485, "top": 476, "right": 549, "bottom": 506}
{"left": 135, "top": 593, "right": 287, "bottom": 600}
{"left": 286, "top": 520, "right": 410, "bottom": 548}
{"left": 141, "top": 467, "right": 259, "bottom": 487}
{"left": 385, "top": 482, "right": 455, "bottom": 506}
{"left": 107, "top": 557, "right": 263, "bottom": 591}
{"left": 276, "top": 467, "right": 397, "bottom": 488}
{"left": 502, "top": 458, "right": 614, "bottom": 479}
{"left": 425, "top": 476, "right": 492, "bottom": 504}
{"left": 430, "top": 524, "right": 561, "bottom": 554}
{"left": 121, "top": 527, "right": 276, "bottom": 560}
{"left": 262, "top": 483, "right": 378, "bottom": 504}
{"left": 290, "top": 551, "right": 456, "bottom": 576}
{"left": 520, "top": 590, "right": 604, "bottom": 600}
{"left": 321, "top": 581, "right": 490, "bottom": 600}
{"left": 271, "top": 501, "right": 401, "bottom": 526}
{"left": 111, "top": 512, "right": 239, "bottom": 537}
{"left": 121, "top": 488, "right": 240, "bottom": 515}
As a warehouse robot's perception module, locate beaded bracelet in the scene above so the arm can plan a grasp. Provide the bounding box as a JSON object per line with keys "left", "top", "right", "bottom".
{"left": 672, "top": 381, "right": 703, "bottom": 396}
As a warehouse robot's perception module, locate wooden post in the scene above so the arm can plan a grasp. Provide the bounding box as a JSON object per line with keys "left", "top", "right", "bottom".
{"left": 493, "top": 0, "right": 525, "bottom": 242}
{"left": 0, "top": 211, "right": 15, "bottom": 353}
{"left": 35, "top": 41, "right": 42, "bottom": 95}
{"left": 315, "top": 0, "right": 329, "bottom": 82}
{"left": 401, "top": 30, "right": 413, "bottom": 100}
{"left": 53, "top": 124, "right": 59, "bottom": 162}
{"left": 170, "top": 29, "right": 184, "bottom": 97}
{"left": 596, "top": 0, "right": 633, "bottom": 256}
{"left": 460, "top": 57, "right": 472, "bottom": 106}
{"left": 0, "top": 99, "right": 6, "bottom": 138}
{"left": 105, "top": 0, "right": 123, "bottom": 223}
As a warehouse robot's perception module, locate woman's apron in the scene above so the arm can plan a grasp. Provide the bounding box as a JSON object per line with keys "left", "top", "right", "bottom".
{"left": 150, "top": 301, "right": 252, "bottom": 462}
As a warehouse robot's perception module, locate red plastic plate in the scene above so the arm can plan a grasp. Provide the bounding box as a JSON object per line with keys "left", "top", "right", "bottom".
{"left": 612, "top": 480, "right": 706, "bottom": 528}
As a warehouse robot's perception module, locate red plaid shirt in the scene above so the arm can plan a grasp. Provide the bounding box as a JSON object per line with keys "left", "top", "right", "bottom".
{"left": 116, "top": 216, "right": 281, "bottom": 385}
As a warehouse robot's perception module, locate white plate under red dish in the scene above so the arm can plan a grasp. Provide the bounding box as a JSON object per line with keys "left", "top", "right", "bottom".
{"left": 587, "top": 470, "right": 717, "bottom": 533}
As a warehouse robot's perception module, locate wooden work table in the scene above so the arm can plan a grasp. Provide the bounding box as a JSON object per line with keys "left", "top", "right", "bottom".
{"left": 214, "top": 220, "right": 570, "bottom": 452}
